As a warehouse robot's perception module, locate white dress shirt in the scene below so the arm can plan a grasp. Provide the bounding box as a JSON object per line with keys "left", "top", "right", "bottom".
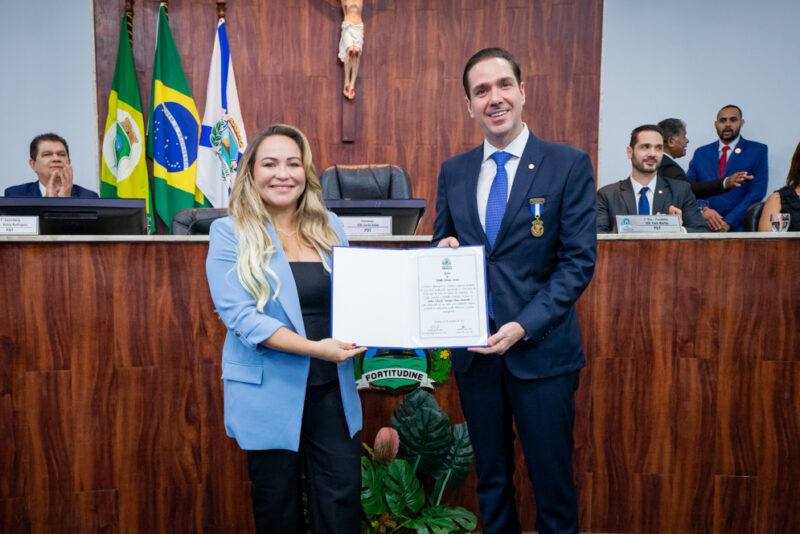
{"left": 718, "top": 135, "right": 740, "bottom": 159}
{"left": 477, "top": 125, "right": 530, "bottom": 230}
{"left": 629, "top": 175, "right": 657, "bottom": 215}
{"left": 629, "top": 175, "right": 688, "bottom": 232}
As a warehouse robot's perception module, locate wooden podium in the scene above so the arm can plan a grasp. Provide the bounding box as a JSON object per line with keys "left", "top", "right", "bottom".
{"left": 1, "top": 233, "right": 798, "bottom": 533}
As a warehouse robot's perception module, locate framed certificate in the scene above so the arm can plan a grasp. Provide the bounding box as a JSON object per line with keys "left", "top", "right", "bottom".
{"left": 331, "top": 246, "right": 489, "bottom": 348}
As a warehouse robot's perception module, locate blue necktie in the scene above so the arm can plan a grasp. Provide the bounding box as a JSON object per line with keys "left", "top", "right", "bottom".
{"left": 638, "top": 186, "right": 650, "bottom": 215}
{"left": 486, "top": 151, "right": 512, "bottom": 247}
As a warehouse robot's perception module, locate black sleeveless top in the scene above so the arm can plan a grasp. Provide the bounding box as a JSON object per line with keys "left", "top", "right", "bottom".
{"left": 778, "top": 186, "right": 800, "bottom": 231}
{"left": 289, "top": 262, "right": 338, "bottom": 385}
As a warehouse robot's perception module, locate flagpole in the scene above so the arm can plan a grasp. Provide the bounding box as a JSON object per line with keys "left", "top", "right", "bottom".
{"left": 217, "top": 1, "right": 226, "bottom": 21}
{"left": 125, "top": 0, "right": 134, "bottom": 47}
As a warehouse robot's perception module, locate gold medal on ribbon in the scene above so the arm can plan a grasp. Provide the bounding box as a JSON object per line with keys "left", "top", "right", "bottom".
{"left": 531, "top": 218, "right": 544, "bottom": 237}
{"left": 529, "top": 198, "right": 545, "bottom": 237}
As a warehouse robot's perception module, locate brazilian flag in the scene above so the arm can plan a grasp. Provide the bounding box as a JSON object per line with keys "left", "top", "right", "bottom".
{"left": 147, "top": 3, "right": 209, "bottom": 232}
{"left": 101, "top": 10, "right": 155, "bottom": 233}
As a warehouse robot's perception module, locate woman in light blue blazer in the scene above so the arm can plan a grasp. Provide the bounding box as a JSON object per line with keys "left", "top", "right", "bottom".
{"left": 206, "top": 124, "right": 365, "bottom": 533}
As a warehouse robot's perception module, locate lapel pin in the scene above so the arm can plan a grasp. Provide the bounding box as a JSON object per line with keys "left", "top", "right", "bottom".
{"left": 528, "top": 163, "right": 535, "bottom": 169}
{"left": 735, "top": 148, "right": 742, "bottom": 154}
{"left": 658, "top": 190, "right": 663, "bottom": 194}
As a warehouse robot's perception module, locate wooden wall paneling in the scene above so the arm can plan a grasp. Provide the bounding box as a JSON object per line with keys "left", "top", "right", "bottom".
{"left": 114, "top": 366, "right": 159, "bottom": 490}
{"left": 0, "top": 245, "right": 26, "bottom": 503}
{"left": 70, "top": 244, "right": 117, "bottom": 493}
{"left": 94, "top": 0, "right": 601, "bottom": 235}
{"left": 114, "top": 365, "right": 159, "bottom": 534}
{"left": 685, "top": 241, "right": 733, "bottom": 360}
{"left": 632, "top": 242, "right": 678, "bottom": 477}
{"left": 155, "top": 483, "right": 201, "bottom": 533}
{"left": 405, "top": 145, "right": 439, "bottom": 235}
{"left": 631, "top": 474, "right": 672, "bottom": 534}
{"left": 6, "top": 237, "right": 800, "bottom": 531}
{"left": 159, "top": 367, "right": 202, "bottom": 487}
{"left": 75, "top": 489, "right": 119, "bottom": 533}
{"left": 197, "top": 363, "right": 252, "bottom": 532}
{"left": 715, "top": 358, "right": 760, "bottom": 477}
{"left": 590, "top": 357, "right": 635, "bottom": 532}
{"left": 18, "top": 246, "right": 72, "bottom": 372}
{"left": 26, "top": 491, "right": 75, "bottom": 534}
{"left": 575, "top": 471, "right": 593, "bottom": 533}
{"left": 713, "top": 475, "right": 756, "bottom": 534}
{"left": 671, "top": 357, "right": 717, "bottom": 533}
{"left": 23, "top": 370, "right": 75, "bottom": 533}
{"left": 756, "top": 361, "right": 800, "bottom": 533}
{"left": 0, "top": 498, "right": 27, "bottom": 534}
{"left": 749, "top": 242, "right": 800, "bottom": 362}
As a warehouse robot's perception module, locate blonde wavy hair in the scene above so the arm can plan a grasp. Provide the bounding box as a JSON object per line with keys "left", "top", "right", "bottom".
{"left": 228, "top": 124, "right": 340, "bottom": 312}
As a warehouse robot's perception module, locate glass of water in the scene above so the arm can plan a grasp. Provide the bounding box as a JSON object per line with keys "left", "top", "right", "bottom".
{"left": 770, "top": 213, "right": 790, "bottom": 232}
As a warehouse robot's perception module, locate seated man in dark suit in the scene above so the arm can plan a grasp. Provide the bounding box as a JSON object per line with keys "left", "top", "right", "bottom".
{"left": 597, "top": 124, "right": 707, "bottom": 233}
{"left": 657, "top": 118, "right": 751, "bottom": 200}
{"left": 4, "top": 133, "right": 98, "bottom": 198}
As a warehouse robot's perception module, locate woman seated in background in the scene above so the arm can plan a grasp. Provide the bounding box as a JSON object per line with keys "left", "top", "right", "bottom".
{"left": 206, "top": 123, "right": 365, "bottom": 533}
{"left": 759, "top": 140, "right": 800, "bottom": 231}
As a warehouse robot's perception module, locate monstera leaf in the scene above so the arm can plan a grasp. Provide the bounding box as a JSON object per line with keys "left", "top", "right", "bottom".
{"left": 392, "top": 389, "right": 441, "bottom": 428}
{"left": 361, "top": 456, "right": 387, "bottom": 517}
{"left": 403, "top": 505, "right": 478, "bottom": 533}
{"left": 395, "top": 405, "right": 452, "bottom": 475}
{"left": 431, "top": 423, "right": 474, "bottom": 504}
{"left": 384, "top": 459, "right": 425, "bottom": 517}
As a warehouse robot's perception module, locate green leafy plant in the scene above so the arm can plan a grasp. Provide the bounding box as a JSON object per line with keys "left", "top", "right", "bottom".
{"left": 362, "top": 390, "right": 477, "bottom": 533}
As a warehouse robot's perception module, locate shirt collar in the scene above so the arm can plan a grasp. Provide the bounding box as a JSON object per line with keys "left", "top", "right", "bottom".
{"left": 38, "top": 181, "right": 47, "bottom": 196}
{"left": 629, "top": 175, "right": 658, "bottom": 198}
{"left": 482, "top": 124, "right": 529, "bottom": 162}
{"left": 719, "top": 136, "right": 740, "bottom": 153}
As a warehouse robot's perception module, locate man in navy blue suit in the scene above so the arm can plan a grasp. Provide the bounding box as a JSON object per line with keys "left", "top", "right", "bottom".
{"left": 686, "top": 105, "right": 767, "bottom": 231}
{"left": 433, "top": 48, "right": 596, "bottom": 534}
{"left": 4, "top": 133, "right": 98, "bottom": 198}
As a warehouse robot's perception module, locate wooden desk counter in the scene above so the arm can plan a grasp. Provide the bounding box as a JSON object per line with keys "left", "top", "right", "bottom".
{"left": 1, "top": 234, "right": 798, "bottom": 532}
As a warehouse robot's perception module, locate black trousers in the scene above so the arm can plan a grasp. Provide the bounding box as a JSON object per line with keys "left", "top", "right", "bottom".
{"left": 246, "top": 380, "right": 362, "bottom": 534}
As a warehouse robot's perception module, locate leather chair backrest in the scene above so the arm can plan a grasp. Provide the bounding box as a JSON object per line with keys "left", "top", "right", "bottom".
{"left": 319, "top": 164, "right": 412, "bottom": 199}
{"left": 171, "top": 208, "right": 228, "bottom": 235}
{"left": 743, "top": 201, "right": 765, "bottom": 232}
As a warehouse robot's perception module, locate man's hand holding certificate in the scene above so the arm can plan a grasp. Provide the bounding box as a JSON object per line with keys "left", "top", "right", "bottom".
{"left": 331, "top": 246, "right": 489, "bottom": 348}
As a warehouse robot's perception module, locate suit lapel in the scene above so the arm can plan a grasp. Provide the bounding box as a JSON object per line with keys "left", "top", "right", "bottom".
{"left": 267, "top": 224, "right": 306, "bottom": 338}
{"left": 620, "top": 179, "right": 637, "bottom": 214}
{"left": 28, "top": 182, "right": 42, "bottom": 197}
{"left": 463, "top": 146, "right": 489, "bottom": 247}
{"left": 493, "top": 134, "right": 542, "bottom": 248}
{"left": 724, "top": 136, "right": 746, "bottom": 176}
{"left": 652, "top": 176, "right": 671, "bottom": 214}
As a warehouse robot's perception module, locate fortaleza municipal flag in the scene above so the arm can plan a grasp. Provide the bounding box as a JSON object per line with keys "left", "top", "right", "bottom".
{"left": 197, "top": 18, "right": 247, "bottom": 208}
{"left": 101, "top": 11, "right": 155, "bottom": 233}
{"left": 147, "top": 3, "right": 208, "bottom": 231}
